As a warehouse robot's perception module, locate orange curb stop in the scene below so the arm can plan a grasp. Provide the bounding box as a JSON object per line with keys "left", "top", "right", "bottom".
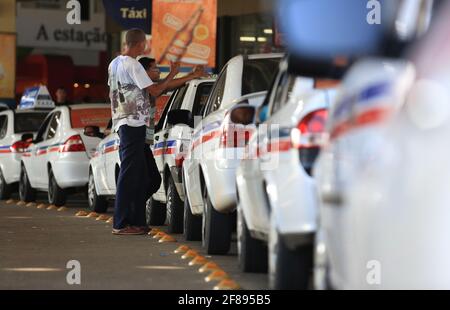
{"left": 6, "top": 199, "right": 16, "bottom": 204}
{"left": 205, "top": 270, "right": 229, "bottom": 282}
{"left": 181, "top": 250, "right": 198, "bottom": 260}
{"left": 37, "top": 204, "right": 47, "bottom": 209}
{"left": 87, "top": 212, "right": 99, "bottom": 218}
{"left": 158, "top": 235, "right": 176, "bottom": 243}
{"left": 174, "top": 245, "right": 190, "bottom": 254}
{"left": 46, "top": 205, "right": 58, "bottom": 210}
{"left": 16, "top": 201, "right": 26, "bottom": 206}
{"left": 57, "top": 207, "right": 67, "bottom": 212}
{"left": 152, "top": 231, "right": 166, "bottom": 239}
{"left": 26, "top": 202, "right": 37, "bottom": 207}
{"left": 96, "top": 214, "right": 110, "bottom": 221}
{"left": 199, "top": 262, "right": 221, "bottom": 273}
{"left": 189, "top": 255, "right": 208, "bottom": 266}
{"left": 75, "top": 210, "right": 89, "bottom": 217}
{"left": 148, "top": 228, "right": 161, "bottom": 236}
{"left": 213, "top": 279, "right": 241, "bottom": 290}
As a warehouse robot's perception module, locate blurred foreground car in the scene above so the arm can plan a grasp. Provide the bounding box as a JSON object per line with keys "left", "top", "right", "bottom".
{"left": 183, "top": 54, "right": 282, "bottom": 254}
{"left": 0, "top": 86, "right": 53, "bottom": 199}
{"left": 20, "top": 104, "right": 110, "bottom": 206}
{"left": 236, "top": 59, "right": 337, "bottom": 289}
{"left": 315, "top": 2, "right": 450, "bottom": 289}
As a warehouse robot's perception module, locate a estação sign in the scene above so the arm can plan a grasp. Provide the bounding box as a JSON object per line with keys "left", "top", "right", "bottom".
{"left": 152, "top": 0, "right": 217, "bottom": 68}
{"left": 102, "top": 0, "right": 152, "bottom": 34}
{"left": 16, "top": 5, "right": 107, "bottom": 51}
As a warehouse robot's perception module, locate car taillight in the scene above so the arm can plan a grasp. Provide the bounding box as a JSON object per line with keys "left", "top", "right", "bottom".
{"left": 292, "top": 109, "right": 328, "bottom": 175}
{"left": 10, "top": 141, "right": 31, "bottom": 153}
{"left": 219, "top": 123, "right": 253, "bottom": 149}
{"left": 60, "top": 135, "right": 86, "bottom": 152}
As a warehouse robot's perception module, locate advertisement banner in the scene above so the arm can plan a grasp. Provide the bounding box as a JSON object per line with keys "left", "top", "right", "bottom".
{"left": 0, "top": 34, "right": 16, "bottom": 99}
{"left": 152, "top": 0, "right": 217, "bottom": 68}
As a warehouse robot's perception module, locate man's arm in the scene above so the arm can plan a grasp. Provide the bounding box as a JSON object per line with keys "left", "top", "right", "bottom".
{"left": 146, "top": 62, "right": 180, "bottom": 97}
{"left": 164, "top": 66, "right": 208, "bottom": 91}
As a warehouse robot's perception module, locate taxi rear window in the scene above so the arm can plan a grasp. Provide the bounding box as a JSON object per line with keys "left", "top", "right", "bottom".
{"left": 70, "top": 108, "right": 111, "bottom": 129}
{"left": 14, "top": 113, "right": 49, "bottom": 133}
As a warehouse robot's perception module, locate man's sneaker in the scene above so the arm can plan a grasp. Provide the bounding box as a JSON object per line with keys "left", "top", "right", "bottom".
{"left": 112, "top": 226, "right": 146, "bottom": 235}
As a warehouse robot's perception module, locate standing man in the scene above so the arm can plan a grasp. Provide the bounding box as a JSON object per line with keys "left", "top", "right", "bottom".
{"left": 108, "top": 28, "right": 180, "bottom": 235}
{"left": 55, "top": 87, "right": 72, "bottom": 106}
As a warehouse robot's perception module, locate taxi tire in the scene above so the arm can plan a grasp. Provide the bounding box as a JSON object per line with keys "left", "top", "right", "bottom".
{"left": 0, "top": 169, "right": 12, "bottom": 200}
{"left": 19, "top": 167, "right": 36, "bottom": 202}
{"left": 237, "top": 206, "right": 268, "bottom": 273}
{"left": 88, "top": 170, "right": 108, "bottom": 213}
{"left": 166, "top": 177, "right": 183, "bottom": 233}
{"left": 183, "top": 192, "right": 202, "bottom": 241}
{"left": 202, "top": 187, "right": 232, "bottom": 255}
{"left": 269, "top": 231, "right": 313, "bottom": 290}
{"left": 146, "top": 197, "right": 166, "bottom": 226}
{"left": 48, "top": 169, "right": 66, "bottom": 207}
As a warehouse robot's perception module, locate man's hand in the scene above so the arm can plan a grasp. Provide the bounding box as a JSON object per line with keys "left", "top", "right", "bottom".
{"left": 192, "top": 66, "right": 208, "bottom": 78}
{"left": 169, "top": 61, "right": 180, "bottom": 77}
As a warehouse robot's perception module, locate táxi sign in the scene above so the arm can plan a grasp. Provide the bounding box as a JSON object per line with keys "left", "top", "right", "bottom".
{"left": 103, "top": 0, "right": 152, "bottom": 34}
{"left": 17, "top": 5, "right": 107, "bottom": 51}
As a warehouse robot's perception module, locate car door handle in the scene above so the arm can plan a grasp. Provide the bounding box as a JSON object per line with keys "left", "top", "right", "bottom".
{"left": 163, "top": 133, "right": 169, "bottom": 139}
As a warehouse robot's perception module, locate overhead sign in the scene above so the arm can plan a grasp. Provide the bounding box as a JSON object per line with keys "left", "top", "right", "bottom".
{"left": 19, "top": 86, "right": 55, "bottom": 110}
{"left": 152, "top": 0, "right": 217, "bottom": 68}
{"left": 16, "top": 6, "right": 107, "bottom": 51}
{"left": 103, "top": 0, "right": 152, "bottom": 34}
{"left": 0, "top": 34, "right": 15, "bottom": 99}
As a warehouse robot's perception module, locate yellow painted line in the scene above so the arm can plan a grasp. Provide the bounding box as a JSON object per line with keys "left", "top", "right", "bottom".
{"left": 106, "top": 217, "right": 113, "bottom": 224}
{"left": 214, "top": 279, "right": 241, "bottom": 290}
{"left": 174, "top": 245, "right": 190, "bottom": 254}
{"left": 181, "top": 250, "right": 198, "bottom": 260}
{"left": 205, "top": 269, "right": 229, "bottom": 282}
{"left": 16, "top": 201, "right": 27, "bottom": 206}
{"left": 46, "top": 205, "right": 58, "bottom": 210}
{"left": 95, "top": 214, "right": 110, "bottom": 221}
{"left": 57, "top": 206, "right": 67, "bottom": 212}
{"left": 199, "top": 262, "right": 221, "bottom": 273}
{"left": 36, "top": 203, "right": 47, "bottom": 209}
{"left": 189, "top": 255, "right": 208, "bottom": 266}
{"left": 159, "top": 235, "right": 176, "bottom": 243}
{"left": 75, "top": 210, "right": 89, "bottom": 217}
{"left": 6, "top": 199, "right": 16, "bottom": 204}
{"left": 26, "top": 202, "right": 37, "bottom": 208}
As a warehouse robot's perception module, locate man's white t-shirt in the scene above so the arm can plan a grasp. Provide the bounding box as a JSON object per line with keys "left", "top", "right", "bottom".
{"left": 108, "top": 55, "right": 154, "bottom": 131}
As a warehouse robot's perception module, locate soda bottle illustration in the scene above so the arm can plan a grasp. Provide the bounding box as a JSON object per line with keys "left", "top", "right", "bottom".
{"left": 158, "top": 7, "right": 205, "bottom": 65}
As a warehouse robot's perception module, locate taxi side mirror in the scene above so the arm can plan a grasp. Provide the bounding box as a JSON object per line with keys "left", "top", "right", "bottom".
{"left": 84, "top": 125, "right": 104, "bottom": 139}
{"left": 230, "top": 105, "right": 256, "bottom": 125}
{"left": 167, "top": 110, "right": 193, "bottom": 128}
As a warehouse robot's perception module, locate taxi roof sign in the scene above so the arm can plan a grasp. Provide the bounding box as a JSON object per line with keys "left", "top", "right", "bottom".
{"left": 19, "top": 86, "right": 55, "bottom": 110}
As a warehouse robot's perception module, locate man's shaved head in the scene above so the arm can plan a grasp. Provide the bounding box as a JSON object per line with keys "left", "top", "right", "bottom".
{"left": 126, "top": 28, "right": 146, "bottom": 48}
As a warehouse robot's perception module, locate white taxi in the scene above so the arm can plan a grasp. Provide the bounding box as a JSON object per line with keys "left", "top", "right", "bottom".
{"left": 147, "top": 78, "right": 215, "bottom": 233}
{"left": 19, "top": 104, "right": 111, "bottom": 206}
{"left": 182, "top": 54, "right": 282, "bottom": 254}
{"left": 0, "top": 86, "right": 54, "bottom": 199}
{"left": 236, "top": 59, "right": 337, "bottom": 289}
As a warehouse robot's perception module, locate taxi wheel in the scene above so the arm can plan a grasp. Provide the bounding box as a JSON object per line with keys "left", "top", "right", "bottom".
{"left": 146, "top": 197, "right": 166, "bottom": 226}
{"left": 88, "top": 170, "right": 108, "bottom": 213}
{"left": 237, "top": 205, "right": 268, "bottom": 273}
{"left": 269, "top": 227, "right": 313, "bottom": 290}
{"left": 19, "top": 167, "right": 36, "bottom": 202}
{"left": 202, "top": 187, "right": 231, "bottom": 255}
{"left": 48, "top": 169, "right": 66, "bottom": 207}
{"left": 166, "top": 177, "right": 183, "bottom": 233}
{"left": 0, "top": 169, "right": 12, "bottom": 200}
{"left": 183, "top": 191, "right": 202, "bottom": 241}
